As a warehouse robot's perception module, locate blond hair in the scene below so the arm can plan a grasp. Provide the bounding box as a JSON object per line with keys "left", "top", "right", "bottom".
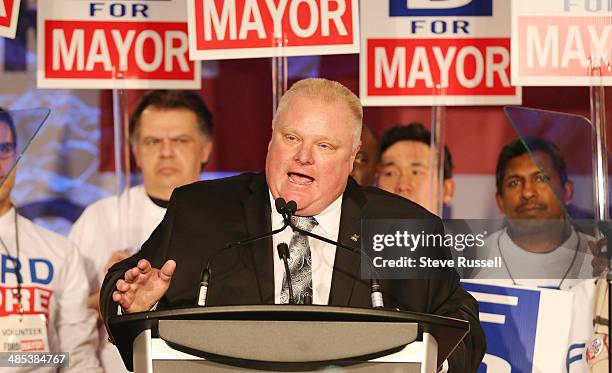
{"left": 273, "top": 78, "right": 362, "bottom": 150}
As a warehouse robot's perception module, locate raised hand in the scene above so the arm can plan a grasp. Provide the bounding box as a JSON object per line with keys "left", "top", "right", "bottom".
{"left": 112, "top": 259, "right": 176, "bottom": 313}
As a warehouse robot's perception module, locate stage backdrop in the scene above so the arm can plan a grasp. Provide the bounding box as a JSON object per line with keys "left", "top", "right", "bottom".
{"left": 0, "top": 1, "right": 611, "bottom": 234}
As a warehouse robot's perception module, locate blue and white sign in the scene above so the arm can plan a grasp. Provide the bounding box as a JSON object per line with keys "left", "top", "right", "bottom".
{"left": 462, "top": 281, "right": 573, "bottom": 372}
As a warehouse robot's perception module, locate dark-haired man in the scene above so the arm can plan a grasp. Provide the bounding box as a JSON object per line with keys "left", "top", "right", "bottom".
{"left": 350, "top": 124, "right": 378, "bottom": 186}
{"left": 0, "top": 109, "right": 102, "bottom": 371}
{"left": 69, "top": 90, "right": 213, "bottom": 371}
{"left": 377, "top": 123, "right": 454, "bottom": 214}
{"left": 476, "top": 138, "right": 593, "bottom": 289}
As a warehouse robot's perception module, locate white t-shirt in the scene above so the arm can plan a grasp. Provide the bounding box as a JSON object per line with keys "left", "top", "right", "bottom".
{"left": 69, "top": 185, "right": 166, "bottom": 290}
{"left": 0, "top": 208, "right": 102, "bottom": 372}
{"left": 69, "top": 185, "right": 166, "bottom": 372}
{"left": 473, "top": 227, "right": 594, "bottom": 290}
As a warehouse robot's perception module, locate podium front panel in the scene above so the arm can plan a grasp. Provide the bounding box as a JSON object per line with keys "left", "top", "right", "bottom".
{"left": 152, "top": 360, "right": 422, "bottom": 372}
{"left": 146, "top": 334, "right": 437, "bottom": 373}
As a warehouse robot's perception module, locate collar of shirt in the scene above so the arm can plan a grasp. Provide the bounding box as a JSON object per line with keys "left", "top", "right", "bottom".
{"left": 499, "top": 225, "right": 592, "bottom": 280}
{"left": 0, "top": 206, "right": 15, "bottom": 234}
{"left": 268, "top": 191, "right": 343, "bottom": 305}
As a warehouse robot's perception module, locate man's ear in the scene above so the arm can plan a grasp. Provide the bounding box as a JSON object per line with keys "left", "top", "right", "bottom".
{"left": 132, "top": 142, "right": 142, "bottom": 169}
{"left": 200, "top": 139, "right": 213, "bottom": 166}
{"left": 563, "top": 180, "right": 574, "bottom": 205}
{"left": 350, "top": 140, "right": 362, "bottom": 168}
{"left": 442, "top": 178, "right": 455, "bottom": 205}
{"left": 495, "top": 192, "right": 505, "bottom": 214}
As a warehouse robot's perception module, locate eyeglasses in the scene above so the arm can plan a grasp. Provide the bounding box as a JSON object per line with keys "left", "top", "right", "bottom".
{"left": 0, "top": 142, "right": 16, "bottom": 159}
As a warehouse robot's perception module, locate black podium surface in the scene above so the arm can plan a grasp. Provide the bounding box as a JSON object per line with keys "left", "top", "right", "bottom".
{"left": 109, "top": 305, "right": 469, "bottom": 372}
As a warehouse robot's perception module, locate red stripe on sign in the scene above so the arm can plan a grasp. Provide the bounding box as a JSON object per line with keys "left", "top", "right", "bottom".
{"left": 0, "top": 286, "right": 53, "bottom": 320}
{"left": 44, "top": 20, "right": 195, "bottom": 80}
{"left": 367, "top": 38, "right": 516, "bottom": 96}
{"left": 0, "top": 0, "right": 15, "bottom": 27}
{"left": 193, "top": 0, "right": 354, "bottom": 50}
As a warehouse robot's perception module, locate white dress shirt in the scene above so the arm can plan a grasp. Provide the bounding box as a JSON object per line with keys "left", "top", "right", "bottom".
{"left": 270, "top": 192, "right": 342, "bottom": 305}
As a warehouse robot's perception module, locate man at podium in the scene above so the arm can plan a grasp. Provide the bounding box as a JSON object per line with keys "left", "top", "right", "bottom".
{"left": 100, "top": 78, "right": 485, "bottom": 372}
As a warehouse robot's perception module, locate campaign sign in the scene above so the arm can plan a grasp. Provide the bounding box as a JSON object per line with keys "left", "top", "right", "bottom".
{"left": 37, "top": 0, "right": 201, "bottom": 89}
{"left": 360, "top": 0, "right": 520, "bottom": 106}
{"left": 462, "top": 281, "right": 573, "bottom": 372}
{"left": 0, "top": 0, "right": 20, "bottom": 39}
{"left": 512, "top": 0, "right": 612, "bottom": 86}
{"left": 187, "top": 0, "right": 359, "bottom": 60}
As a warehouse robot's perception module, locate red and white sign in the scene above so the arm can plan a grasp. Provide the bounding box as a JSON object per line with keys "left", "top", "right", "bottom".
{"left": 360, "top": 0, "right": 520, "bottom": 106}
{"left": 187, "top": 0, "right": 359, "bottom": 60}
{"left": 512, "top": 0, "right": 612, "bottom": 86}
{"left": 37, "top": 0, "right": 200, "bottom": 89}
{"left": 0, "top": 0, "right": 20, "bottom": 39}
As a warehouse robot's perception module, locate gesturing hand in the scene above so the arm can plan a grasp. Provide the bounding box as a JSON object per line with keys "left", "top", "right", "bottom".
{"left": 112, "top": 259, "right": 176, "bottom": 313}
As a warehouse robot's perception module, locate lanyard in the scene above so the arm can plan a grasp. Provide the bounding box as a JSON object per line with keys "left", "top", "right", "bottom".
{"left": 497, "top": 227, "right": 579, "bottom": 290}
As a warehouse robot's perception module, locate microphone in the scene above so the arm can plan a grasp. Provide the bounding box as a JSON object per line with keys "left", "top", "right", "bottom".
{"left": 276, "top": 242, "right": 294, "bottom": 304}
{"left": 286, "top": 200, "right": 297, "bottom": 215}
{"left": 282, "top": 200, "right": 385, "bottom": 309}
{"left": 370, "top": 278, "right": 384, "bottom": 309}
{"left": 275, "top": 198, "right": 297, "bottom": 220}
{"left": 197, "top": 197, "right": 291, "bottom": 306}
{"left": 275, "top": 198, "right": 288, "bottom": 216}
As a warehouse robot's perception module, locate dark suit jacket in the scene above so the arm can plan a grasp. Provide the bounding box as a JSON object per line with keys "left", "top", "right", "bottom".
{"left": 101, "top": 173, "right": 485, "bottom": 372}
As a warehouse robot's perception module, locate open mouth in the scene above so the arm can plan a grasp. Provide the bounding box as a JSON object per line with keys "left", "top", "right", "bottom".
{"left": 288, "top": 172, "right": 314, "bottom": 185}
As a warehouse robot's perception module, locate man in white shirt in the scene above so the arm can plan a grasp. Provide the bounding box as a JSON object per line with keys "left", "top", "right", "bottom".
{"left": 0, "top": 109, "right": 102, "bottom": 372}
{"left": 69, "top": 90, "right": 213, "bottom": 372}
{"left": 474, "top": 138, "right": 594, "bottom": 289}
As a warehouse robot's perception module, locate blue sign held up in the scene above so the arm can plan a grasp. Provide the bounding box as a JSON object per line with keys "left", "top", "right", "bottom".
{"left": 462, "top": 282, "right": 541, "bottom": 372}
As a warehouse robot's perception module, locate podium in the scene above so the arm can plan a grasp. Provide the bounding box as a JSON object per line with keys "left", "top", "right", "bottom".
{"left": 108, "top": 305, "right": 469, "bottom": 373}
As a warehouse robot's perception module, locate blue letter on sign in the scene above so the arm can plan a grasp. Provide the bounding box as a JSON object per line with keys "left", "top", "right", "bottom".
{"left": 29, "top": 258, "right": 54, "bottom": 285}
{"left": 389, "top": 0, "right": 493, "bottom": 17}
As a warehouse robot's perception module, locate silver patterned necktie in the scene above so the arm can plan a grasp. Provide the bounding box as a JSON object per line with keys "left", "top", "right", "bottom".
{"left": 280, "top": 216, "right": 318, "bottom": 304}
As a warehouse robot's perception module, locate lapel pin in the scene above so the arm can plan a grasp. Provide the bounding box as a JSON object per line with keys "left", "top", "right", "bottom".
{"left": 350, "top": 234, "right": 360, "bottom": 242}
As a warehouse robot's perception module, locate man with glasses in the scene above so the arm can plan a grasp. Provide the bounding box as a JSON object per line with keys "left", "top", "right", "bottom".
{"left": 69, "top": 91, "right": 213, "bottom": 372}
{"left": 0, "top": 109, "right": 102, "bottom": 371}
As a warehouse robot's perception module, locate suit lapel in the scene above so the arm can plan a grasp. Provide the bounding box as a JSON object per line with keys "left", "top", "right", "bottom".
{"left": 243, "top": 174, "right": 275, "bottom": 304}
{"left": 328, "top": 178, "right": 365, "bottom": 306}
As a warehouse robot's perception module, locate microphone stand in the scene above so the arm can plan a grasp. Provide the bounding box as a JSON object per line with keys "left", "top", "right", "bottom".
{"left": 276, "top": 242, "right": 295, "bottom": 304}
{"left": 198, "top": 201, "right": 291, "bottom": 306}
{"left": 282, "top": 203, "right": 385, "bottom": 308}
